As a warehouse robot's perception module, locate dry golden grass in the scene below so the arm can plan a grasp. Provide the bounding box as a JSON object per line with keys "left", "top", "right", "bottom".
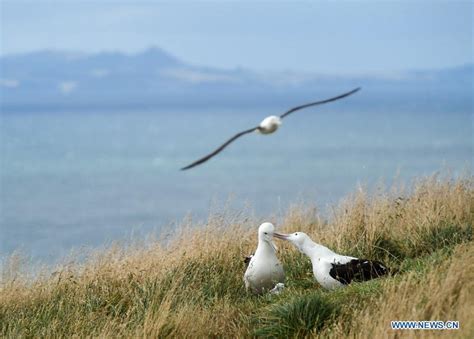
{"left": 315, "top": 243, "right": 473, "bottom": 339}
{"left": 0, "top": 173, "right": 472, "bottom": 338}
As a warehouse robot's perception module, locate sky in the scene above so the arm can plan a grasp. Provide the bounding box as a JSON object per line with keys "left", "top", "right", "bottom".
{"left": 1, "top": 1, "right": 473, "bottom": 74}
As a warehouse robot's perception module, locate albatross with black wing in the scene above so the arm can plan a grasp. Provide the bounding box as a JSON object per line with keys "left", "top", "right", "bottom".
{"left": 181, "top": 87, "right": 361, "bottom": 170}
{"left": 274, "top": 231, "right": 389, "bottom": 289}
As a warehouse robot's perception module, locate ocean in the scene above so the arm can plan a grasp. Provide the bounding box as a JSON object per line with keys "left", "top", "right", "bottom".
{"left": 0, "top": 108, "right": 472, "bottom": 263}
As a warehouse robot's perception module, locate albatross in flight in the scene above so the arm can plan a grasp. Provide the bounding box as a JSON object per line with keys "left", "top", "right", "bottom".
{"left": 244, "top": 222, "right": 285, "bottom": 294}
{"left": 181, "top": 87, "right": 361, "bottom": 170}
{"left": 274, "top": 231, "right": 389, "bottom": 289}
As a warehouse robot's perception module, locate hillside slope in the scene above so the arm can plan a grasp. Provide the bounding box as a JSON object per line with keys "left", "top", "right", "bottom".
{"left": 0, "top": 173, "right": 473, "bottom": 337}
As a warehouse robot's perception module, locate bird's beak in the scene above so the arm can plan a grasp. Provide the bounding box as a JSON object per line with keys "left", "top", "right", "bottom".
{"left": 273, "top": 232, "right": 290, "bottom": 240}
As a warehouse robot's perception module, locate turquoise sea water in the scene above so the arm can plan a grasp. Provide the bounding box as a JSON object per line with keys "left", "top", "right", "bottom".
{"left": 0, "top": 108, "right": 472, "bottom": 262}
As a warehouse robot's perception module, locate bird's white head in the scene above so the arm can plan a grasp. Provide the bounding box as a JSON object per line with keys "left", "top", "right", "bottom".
{"left": 258, "top": 222, "right": 279, "bottom": 251}
{"left": 258, "top": 115, "right": 282, "bottom": 134}
{"left": 274, "top": 231, "right": 313, "bottom": 254}
{"left": 258, "top": 222, "right": 276, "bottom": 242}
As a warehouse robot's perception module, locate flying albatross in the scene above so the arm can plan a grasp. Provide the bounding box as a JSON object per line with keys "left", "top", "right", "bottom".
{"left": 244, "top": 222, "right": 285, "bottom": 294}
{"left": 273, "top": 231, "right": 389, "bottom": 289}
{"left": 181, "top": 87, "right": 361, "bottom": 170}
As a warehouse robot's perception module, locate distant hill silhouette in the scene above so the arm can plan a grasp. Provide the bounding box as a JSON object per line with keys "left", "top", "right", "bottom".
{"left": 1, "top": 47, "right": 472, "bottom": 112}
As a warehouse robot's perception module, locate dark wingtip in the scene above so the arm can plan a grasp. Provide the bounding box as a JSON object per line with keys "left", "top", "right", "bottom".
{"left": 181, "top": 162, "right": 199, "bottom": 171}
{"left": 244, "top": 255, "right": 253, "bottom": 267}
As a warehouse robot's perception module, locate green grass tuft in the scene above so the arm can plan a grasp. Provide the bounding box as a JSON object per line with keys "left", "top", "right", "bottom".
{"left": 254, "top": 292, "right": 338, "bottom": 337}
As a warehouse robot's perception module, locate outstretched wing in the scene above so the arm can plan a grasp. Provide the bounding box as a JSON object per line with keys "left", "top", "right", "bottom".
{"left": 329, "top": 258, "right": 388, "bottom": 285}
{"left": 280, "top": 87, "right": 361, "bottom": 119}
{"left": 181, "top": 126, "right": 258, "bottom": 170}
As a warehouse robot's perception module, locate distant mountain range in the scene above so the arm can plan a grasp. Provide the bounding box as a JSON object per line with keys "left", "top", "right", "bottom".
{"left": 1, "top": 47, "right": 472, "bottom": 112}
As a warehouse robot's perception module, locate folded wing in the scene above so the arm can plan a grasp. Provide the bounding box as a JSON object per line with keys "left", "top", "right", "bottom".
{"left": 329, "top": 258, "right": 388, "bottom": 285}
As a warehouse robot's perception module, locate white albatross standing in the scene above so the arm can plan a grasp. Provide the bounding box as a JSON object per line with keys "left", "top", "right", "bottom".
{"left": 274, "top": 232, "right": 389, "bottom": 289}
{"left": 181, "top": 87, "right": 361, "bottom": 170}
{"left": 244, "top": 222, "right": 285, "bottom": 294}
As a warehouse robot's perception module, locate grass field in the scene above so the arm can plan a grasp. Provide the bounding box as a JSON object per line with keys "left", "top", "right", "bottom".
{"left": 1, "top": 173, "right": 473, "bottom": 338}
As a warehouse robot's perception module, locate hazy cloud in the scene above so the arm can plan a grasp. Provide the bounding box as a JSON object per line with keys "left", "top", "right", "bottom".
{"left": 161, "top": 68, "right": 240, "bottom": 84}
{"left": 90, "top": 69, "right": 110, "bottom": 78}
{"left": 59, "top": 81, "right": 77, "bottom": 94}
{"left": 0, "top": 79, "right": 20, "bottom": 88}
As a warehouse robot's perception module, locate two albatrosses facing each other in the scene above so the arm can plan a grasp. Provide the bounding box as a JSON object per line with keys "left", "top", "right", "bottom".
{"left": 244, "top": 224, "right": 390, "bottom": 294}
{"left": 274, "top": 231, "right": 389, "bottom": 290}
{"left": 244, "top": 222, "right": 285, "bottom": 295}
{"left": 181, "top": 87, "right": 361, "bottom": 170}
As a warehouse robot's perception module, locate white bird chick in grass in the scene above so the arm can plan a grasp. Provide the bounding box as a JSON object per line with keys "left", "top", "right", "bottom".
{"left": 274, "top": 231, "right": 389, "bottom": 290}
{"left": 244, "top": 222, "right": 285, "bottom": 295}
{"left": 269, "top": 282, "right": 285, "bottom": 295}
